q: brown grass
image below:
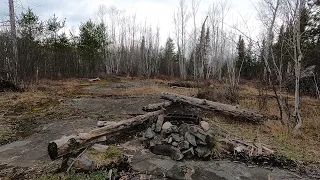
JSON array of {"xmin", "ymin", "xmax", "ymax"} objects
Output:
[
  {"xmin": 205, "ymin": 83, "xmax": 320, "ymax": 164},
  {"xmin": 1, "ymin": 77, "xmax": 319, "ymax": 164}
]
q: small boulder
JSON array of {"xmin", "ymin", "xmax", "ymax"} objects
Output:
[
  {"xmin": 151, "ymin": 144, "xmax": 174, "ymax": 157},
  {"xmin": 72, "ymin": 156, "xmax": 94, "ymax": 171},
  {"xmin": 151, "ymin": 123, "xmax": 156, "ymax": 130},
  {"xmin": 182, "ymin": 147, "xmax": 195, "ymax": 159},
  {"xmin": 162, "ymin": 122, "xmax": 173, "ymax": 130},
  {"xmin": 194, "ymin": 132, "xmax": 207, "ymax": 143},
  {"xmin": 195, "ymin": 146, "xmax": 210, "ymax": 158},
  {"xmin": 189, "ymin": 126, "xmax": 198, "ymax": 134},
  {"xmin": 168, "ymin": 136, "xmax": 173, "ymax": 144},
  {"xmin": 155, "ymin": 115, "xmax": 164, "ymax": 132},
  {"xmin": 171, "ymin": 133, "xmax": 181, "ymax": 142},
  {"xmin": 196, "ymin": 139, "xmax": 207, "ymax": 146},
  {"xmin": 185, "ymin": 132, "xmax": 197, "ymax": 146},
  {"xmin": 149, "ymin": 136, "xmax": 163, "ymax": 147},
  {"xmin": 200, "ymin": 121, "xmax": 210, "ymax": 131},
  {"xmin": 179, "ymin": 124, "xmax": 189, "ymax": 136},
  {"xmin": 172, "ymin": 142, "xmax": 179, "ymax": 147},
  {"xmin": 144, "ymin": 128, "xmax": 156, "ymax": 139},
  {"xmin": 92, "ymin": 144, "xmax": 109, "ymax": 153},
  {"xmin": 171, "ymin": 125, "xmax": 179, "ymax": 133},
  {"xmin": 182, "ymin": 140, "xmax": 190, "ymax": 150},
  {"xmin": 171, "ymin": 148, "xmax": 184, "ymax": 161}
]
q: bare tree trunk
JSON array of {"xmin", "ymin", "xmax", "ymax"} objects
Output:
[
  {"xmin": 192, "ymin": 0, "xmax": 200, "ymax": 80},
  {"xmin": 259, "ymin": 0, "xmax": 288, "ymax": 124},
  {"xmin": 293, "ymin": 0, "xmax": 305, "ymax": 135},
  {"xmin": 8, "ymin": 0, "xmax": 18, "ymax": 84}
]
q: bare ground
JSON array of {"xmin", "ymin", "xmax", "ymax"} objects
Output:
[{"xmin": 0, "ymin": 77, "xmax": 318, "ymax": 179}]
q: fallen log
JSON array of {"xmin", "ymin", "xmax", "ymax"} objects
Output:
[
  {"xmin": 161, "ymin": 92, "xmax": 269, "ymax": 124},
  {"xmin": 168, "ymin": 81, "xmax": 211, "ymax": 88},
  {"xmin": 142, "ymin": 101, "xmax": 172, "ymax": 112},
  {"xmin": 48, "ymin": 110, "xmax": 164, "ymax": 160}
]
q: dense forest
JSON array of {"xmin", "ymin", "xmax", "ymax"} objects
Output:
[
  {"xmin": 0, "ymin": 0, "xmax": 318, "ymax": 153},
  {"xmin": 1, "ymin": 0, "xmax": 319, "ymax": 118},
  {"xmin": 0, "ymin": 0, "xmax": 319, "ymax": 84}
]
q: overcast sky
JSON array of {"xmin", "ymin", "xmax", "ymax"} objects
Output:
[{"xmin": 1, "ymin": 0, "xmax": 262, "ymax": 44}]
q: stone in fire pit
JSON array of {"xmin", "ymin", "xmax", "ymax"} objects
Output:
[{"xmin": 142, "ymin": 113, "xmax": 215, "ymax": 161}]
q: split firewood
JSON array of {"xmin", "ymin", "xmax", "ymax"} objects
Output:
[
  {"xmin": 48, "ymin": 110, "xmax": 164, "ymax": 160},
  {"xmin": 142, "ymin": 101, "xmax": 172, "ymax": 112},
  {"xmin": 162, "ymin": 92, "xmax": 271, "ymax": 124}
]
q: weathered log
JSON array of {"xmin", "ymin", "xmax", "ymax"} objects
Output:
[
  {"xmin": 168, "ymin": 81, "xmax": 211, "ymax": 88},
  {"xmin": 142, "ymin": 101, "xmax": 172, "ymax": 112},
  {"xmin": 48, "ymin": 110, "xmax": 164, "ymax": 160},
  {"xmin": 161, "ymin": 92, "xmax": 269, "ymax": 124}
]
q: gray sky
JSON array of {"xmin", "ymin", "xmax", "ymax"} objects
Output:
[{"xmin": 1, "ymin": 0, "xmax": 261, "ymax": 44}]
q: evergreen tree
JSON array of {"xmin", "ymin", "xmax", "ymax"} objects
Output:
[
  {"xmin": 160, "ymin": 38, "xmax": 175, "ymax": 76},
  {"xmin": 236, "ymin": 35, "xmax": 246, "ymax": 77},
  {"xmin": 78, "ymin": 20, "xmax": 105, "ymax": 77}
]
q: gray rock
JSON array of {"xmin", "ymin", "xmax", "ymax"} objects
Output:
[
  {"xmin": 162, "ymin": 138, "xmax": 169, "ymax": 143},
  {"xmin": 194, "ymin": 132, "xmax": 207, "ymax": 143},
  {"xmin": 185, "ymin": 132, "xmax": 197, "ymax": 146},
  {"xmin": 92, "ymin": 144, "xmax": 109, "ymax": 153},
  {"xmin": 182, "ymin": 147, "xmax": 194, "ymax": 159},
  {"xmin": 145, "ymin": 128, "xmax": 156, "ymax": 139},
  {"xmin": 172, "ymin": 142, "xmax": 179, "ymax": 147},
  {"xmin": 171, "ymin": 148, "xmax": 184, "ymax": 161},
  {"xmin": 149, "ymin": 139, "xmax": 157, "ymax": 147},
  {"xmin": 168, "ymin": 137, "xmax": 173, "ymax": 144},
  {"xmin": 197, "ymin": 127, "xmax": 206, "ymax": 135},
  {"xmin": 171, "ymin": 125, "xmax": 179, "ymax": 133},
  {"xmin": 162, "ymin": 121, "xmax": 173, "ymax": 130},
  {"xmin": 72, "ymin": 156, "xmax": 94, "ymax": 171},
  {"xmin": 182, "ymin": 140, "xmax": 190, "ymax": 150},
  {"xmin": 195, "ymin": 146, "xmax": 210, "ymax": 158},
  {"xmin": 171, "ymin": 133, "xmax": 181, "ymax": 142},
  {"xmin": 200, "ymin": 121, "xmax": 210, "ymax": 131},
  {"xmin": 151, "ymin": 123, "xmax": 156, "ymax": 130},
  {"xmin": 196, "ymin": 139, "xmax": 207, "ymax": 146},
  {"xmin": 155, "ymin": 115, "xmax": 164, "ymax": 132},
  {"xmin": 179, "ymin": 123, "xmax": 189, "ymax": 136},
  {"xmin": 151, "ymin": 144, "xmax": 174, "ymax": 156},
  {"xmin": 189, "ymin": 126, "xmax": 198, "ymax": 134}
]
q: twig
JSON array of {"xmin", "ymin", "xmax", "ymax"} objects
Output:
[{"xmin": 66, "ymin": 147, "xmax": 88, "ymax": 173}]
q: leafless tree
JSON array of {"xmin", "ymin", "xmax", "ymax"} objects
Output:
[
  {"xmin": 258, "ymin": 0, "xmax": 290, "ymax": 124},
  {"xmin": 173, "ymin": 0, "xmax": 190, "ymax": 79},
  {"xmin": 191, "ymin": 0, "xmax": 201, "ymax": 79}
]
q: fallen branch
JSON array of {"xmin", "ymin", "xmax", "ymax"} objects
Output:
[
  {"xmin": 89, "ymin": 77, "xmax": 101, "ymax": 82},
  {"xmin": 142, "ymin": 101, "xmax": 172, "ymax": 112},
  {"xmin": 66, "ymin": 147, "xmax": 88, "ymax": 172},
  {"xmin": 48, "ymin": 110, "xmax": 164, "ymax": 160},
  {"xmin": 161, "ymin": 93, "xmax": 270, "ymax": 124}
]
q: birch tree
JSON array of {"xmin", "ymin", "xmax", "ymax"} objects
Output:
[
  {"xmin": 291, "ymin": 0, "xmax": 306, "ymax": 135},
  {"xmin": 174, "ymin": 0, "xmax": 190, "ymax": 79},
  {"xmin": 258, "ymin": 0, "xmax": 290, "ymax": 124}
]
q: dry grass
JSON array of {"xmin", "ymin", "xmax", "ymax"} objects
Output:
[
  {"xmin": 104, "ymin": 85, "xmax": 197, "ymax": 97},
  {"xmin": 1, "ymin": 77, "xmax": 319, "ymax": 164},
  {"xmin": 205, "ymin": 83, "xmax": 320, "ymax": 164}
]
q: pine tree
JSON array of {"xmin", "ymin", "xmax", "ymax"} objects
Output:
[{"xmin": 236, "ymin": 36, "xmax": 246, "ymax": 78}]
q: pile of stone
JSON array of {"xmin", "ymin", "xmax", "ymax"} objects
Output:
[{"xmin": 142, "ymin": 114, "xmax": 215, "ymax": 161}]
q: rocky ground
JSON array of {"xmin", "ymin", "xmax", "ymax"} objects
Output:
[{"xmin": 0, "ymin": 78, "xmax": 318, "ymax": 179}]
